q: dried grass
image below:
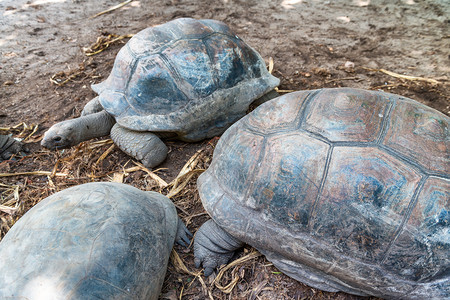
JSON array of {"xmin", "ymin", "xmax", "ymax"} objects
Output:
[
  {"xmin": 83, "ymin": 33, "xmax": 134, "ymax": 56},
  {"xmin": 50, "ymin": 60, "xmax": 101, "ymax": 86}
]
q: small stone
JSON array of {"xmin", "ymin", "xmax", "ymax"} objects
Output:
[{"xmin": 344, "ymin": 61, "xmax": 355, "ymax": 69}]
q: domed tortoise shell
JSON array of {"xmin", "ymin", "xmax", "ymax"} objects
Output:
[
  {"xmin": 92, "ymin": 18, "xmax": 278, "ymax": 139},
  {"xmin": 0, "ymin": 182, "xmax": 179, "ymax": 299},
  {"xmin": 198, "ymin": 87, "xmax": 449, "ymax": 298}
]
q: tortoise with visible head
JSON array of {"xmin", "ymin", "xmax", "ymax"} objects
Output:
[
  {"xmin": 41, "ymin": 18, "xmax": 279, "ymax": 167},
  {"xmin": 0, "ymin": 182, "xmax": 191, "ymax": 299},
  {"xmin": 194, "ymin": 88, "xmax": 449, "ymax": 299}
]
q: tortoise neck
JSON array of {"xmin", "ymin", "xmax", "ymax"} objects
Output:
[{"xmin": 77, "ymin": 110, "xmax": 115, "ymax": 142}]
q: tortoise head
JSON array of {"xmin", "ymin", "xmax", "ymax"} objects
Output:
[{"xmin": 41, "ymin": 119, "xmax": 81, "ymax": 150}]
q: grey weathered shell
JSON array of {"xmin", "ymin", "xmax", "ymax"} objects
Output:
[
  {"xmin": 92, "ymin": 18, "xmax": 279, "ymax": 141},
  {"xmin": 198, "ymin": 88, "xmax": 449, "ymax": 299},
  {"xmin": 0, "ymin": 182, "xmax": 179, "ymax": 299}
]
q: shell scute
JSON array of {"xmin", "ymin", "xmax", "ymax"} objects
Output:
[
  {"xmin": 162, "ymin": 39, "xmax": 216, "ymax": 99},
  {"xmin": 312, "ymin": 146, "xmax": 422, "ymax": 262},
  {"xmin": 245, "ymin": 91, "xmax": 309, "ymax": 134},
  {"xmin": 382, "ymin": 177, "xmax": 449, "ymax": 281},
  {"xmin": 205, "ymin": 35, "xmax": 247, "ymax": 90},
  {"xmin": 383, "ymin": 99, "xmax": 449, "ymax": 175},
  {"xmin": 128, "ymin": 27, "xmax": 177, "ymax": 56},
  {"xmin": 124, "ymin": 55, "xmax": 189, "ymax": 116},
  {"xmin": 209, "ymin": 128, "xmax": 264, "ymax": 203},
  {"xmin": 169, "ymin": 18, "xmax": 214, "ymax": 40},
  {"xmin": 303, "ymin": 88, "xmax": 388, "ymax": 142},
  {"xmin": 235, "ymin": 39, "xmax": 264, "ymax": 78},
  {"xmin": 249, "ymin": 132, "xmax": 329, "ymax": 230}
]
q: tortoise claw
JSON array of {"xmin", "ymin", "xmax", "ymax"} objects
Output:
[{"xmin": 175, "ymin": 219, "xmax": 192, "ymax": 248}]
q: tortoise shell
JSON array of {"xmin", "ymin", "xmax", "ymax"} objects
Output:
[
  {"xmin": 92, "ymin": 18, "xmax": 279, "ymax": 141},
  {"xmin": 0, "ymin": 182, "xmax": 179, "ymax": 299},
  {"xmin": 198, "ymin": 88, "xmax": 449, "ymax": 298}
]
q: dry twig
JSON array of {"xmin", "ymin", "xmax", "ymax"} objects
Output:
[
  {"xmin": 91, "ymin": 0, "xmax": 133, "ymax": 18},
  {"xmin": 0, "ymin": 171, "xmax": 67, "ymax": 177},
  {"xmin": 363, "ymin": 67, "xmax": 440, "ymax": 84}
]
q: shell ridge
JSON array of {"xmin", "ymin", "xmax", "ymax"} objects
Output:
[
  {"xmin": 202, "ymin": 36, "xmax": 220, "ymax": 89},
  {"xmin": 136, "ymin": 33, "xmax": 218, "ymax": 58},
  {"xmin": 242, "ymin": 90, "xmax": 320, "ymax": 135},
  {"xmin": 331, "ymin": 141, "xmax": 375, "ymax": 147},
  {"xmin": 116, "ymin": 74, "xmax": 277, "ymax": 133},
  {"xmin": 375, "ymin": 95, "xmax": 395, "ymax": 144},
  {"xmin": 297, "ymin": 89, "xmax": 326, "ymax": 131},
  {"xmin": 123, "ymin": 45, "xmax": 137, "ymax": 93},
  {"xmin": 158, "ymin": 52, "xmax": 191, "ymax": 106},
  {"xmin": 126, "ymin": 42, "xmax": 138, "ymax": 59},
  {"xmin": 380, "ymin": 175, "xmax": 428, "ymax": 263},
  {"xmin": 242, "ymin": 135, "xmax": 269, "ymax": 205},
  {"xmin": 308, "ymin": 145, "xmax": 334, "ymax": 230},
  {"xmin": 241, "ymin": 121, "xmax": 271, "ymax": 137},
  {"xmin": 378, "ymin": 144, "xmax": 448, "ymax": 179},
  {"xmin": 67, "ymin": 273, "xmax": 92, "ymax": 299}
]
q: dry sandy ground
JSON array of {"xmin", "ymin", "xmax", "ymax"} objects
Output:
[{"xmin": 0, "ymin": 0, "xmax": 449, "ymax": 299}]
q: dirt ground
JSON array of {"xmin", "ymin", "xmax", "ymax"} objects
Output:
[{"xmin": 0, "ymin": 0, "xmax": 449, "ymax": 299}]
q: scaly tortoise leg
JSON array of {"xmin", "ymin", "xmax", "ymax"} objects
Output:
[{"xmin": 110, "ymin": 124, "xmax": 168, "ymax": 168}]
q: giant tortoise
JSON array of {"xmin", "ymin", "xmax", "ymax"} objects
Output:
[
  {"xmin": 41, "ymin": 18, "xmax": 279, "ymax": 167},
  {"xmin": 0, "ymin": 182, "xmax": 191, "ymax": 299},
  {"xmin": 194, "ymin": 88, "xmax": 449, "ymax": 299}
]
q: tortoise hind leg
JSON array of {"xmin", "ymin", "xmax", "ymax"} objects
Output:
[{"xmin": 110, "ymin": 124, "xmax": 168, "ymax": 168}]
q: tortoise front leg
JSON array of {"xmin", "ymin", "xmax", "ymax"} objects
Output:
[
  {"xmin": 110, "ymin": 124, "xmax": 168, "ymax": 168},
  {"xmin": 81, "ymin": 97, "xmax": 103, "ymax": 116},
  {"xmin": 194, "ymin": 219, "xmax": 244, "ymax": 276}
]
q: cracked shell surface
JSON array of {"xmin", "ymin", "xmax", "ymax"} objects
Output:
[
  {"xmin": 198, "ymin": 88, "xmax": 449, "ymax": 299},
  {"xmin": 0, "ymin": 182, "xmax": 179, "ymax": 300},
  {"xmin": 91, "ymin": 18, "xmax": 279, "ymax": 140}
]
